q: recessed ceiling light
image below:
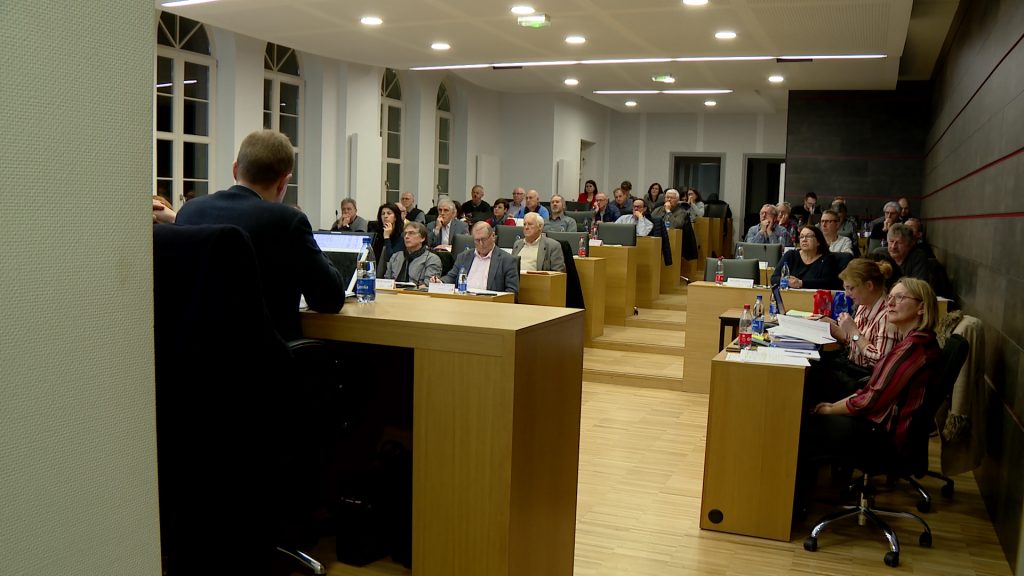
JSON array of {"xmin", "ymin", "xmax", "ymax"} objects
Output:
[
  {"xmin": 511, "ymin": 5, "xmax": 535, "ymax": 15},
  {"xmin": 625, "ymin": 101, "xmax": 638, "ymax": 107},
  {"xmin": 565, "ymin": 35, "xmax": 586, "ymax": 45},
  {"xmin": 768, "ymin": 74, "xmax": 785, "ymax": 83},
  {"xmin": 431, "ymin": 42, "xmax": 450, "ymax": 51},
  {"xmin": 564, "ymin": 78, "xmax": 580, "ymax": 86},
  {"xmin": 715, "ymin": 31, "xmax": 736, "ymax": 40},
  {"xmin": 360, "ymin": 16, "xmax": 383, "ymax": 26},
  {"xmin": 704, "ymin": 100, "xmax": 717, "ymax": 107},
  {"xmin": 652, "ymin": 74, "xmax": 676, "ymax": 84},
  {"xmin": 682, "ymin": 0, "xmax": 709, "ymax": 5}
]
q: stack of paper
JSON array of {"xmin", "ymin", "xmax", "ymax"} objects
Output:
[{"xmin": 766, "ymin": 315, "xmax": 836, "ymax": 349}]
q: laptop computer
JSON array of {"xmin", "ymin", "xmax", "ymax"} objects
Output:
[{"xmin": 313, "ymin": 231, "xmax": 374, "ymax": 298}]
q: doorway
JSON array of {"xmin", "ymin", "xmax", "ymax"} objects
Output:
[{"xmin": 743, "ymin": 157, "xmax": 785, "ymax": 232}]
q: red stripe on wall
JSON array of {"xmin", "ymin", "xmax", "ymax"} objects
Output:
[
  {"xmin": 923, "ymin": 211, "xmax": 1024, "ymax": 222},
  {"xmin": 786, "ymin": 153, "xmax": 924, "ymax": 161},
  {"xmin": 921, "ymin": 143, "xmax": 1024, "ymax": 199},
  {"xmin": 925, "ymin": 31, "xmax": 1024, "ymax": 160}
]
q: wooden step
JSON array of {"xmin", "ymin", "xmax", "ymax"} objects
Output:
[
  {"xmin": 648, "ymin": 292, "xmax": 687, "ymax": 311},
  {"xmin": 583, "ymin": 347, "xmax": 685, "ymax": 391},
  {"xmin": 588, "ymin": 325, "xmax": 685, "ymax": 355},
  {"xmin": 626, "ymin": 308, "xmax": 686, "ymax": 330}
]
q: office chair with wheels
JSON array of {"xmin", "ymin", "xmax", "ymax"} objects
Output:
[
  {"xmin": 703, "ymin": 258, "xmax": 759, "ymax": 282},
  {"xmin": 154, "ymin": 224, "xmax": 329, "ymax": 576},
  {"xmin": 802, "ymin": 342, "xmax": 950, "ymax": 568}
]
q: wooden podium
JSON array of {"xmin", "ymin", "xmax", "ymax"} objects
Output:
[
  {"xmin": 574, "ymin": 256, "xmax": 606, "ymax": 343},
  {"xmin": 635, "ymin": 236, "xmax": 662, "ymax": 306},
  {"xmin": 519, "ymin": 271, "xmax": 567, "ymax": 307},
  {"xmin": 589, "ymin": 244, "xmax": 636, "ymax": 325}
]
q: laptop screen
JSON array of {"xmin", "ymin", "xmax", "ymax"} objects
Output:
[
  {"xmin": 771, "ymin": 284, "xmax": 786, "ymax": 316},
  {"xmin": 313, "ymin": 231, "xmax": 372, "ymax": 253}
]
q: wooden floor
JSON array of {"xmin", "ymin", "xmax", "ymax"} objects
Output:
[{"xmin": 310, "ymin": 286, "xmax": 1012, "ymax": 575}]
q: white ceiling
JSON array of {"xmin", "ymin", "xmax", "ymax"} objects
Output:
[{"xmin": 158, "ymin": 0, "xmax": 960, "ymax": 114}]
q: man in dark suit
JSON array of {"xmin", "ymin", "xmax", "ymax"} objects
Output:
[
  {"xmin": 512, "ymin": 213, "xmax": 566, "ymax": 272},
  {"xmin": 176, "ymin": 130, "xmax": 345, "ymax": 341},
  {"xmin": 436, "ymin": 222, "xmax": 519, "ymax": 294},
  {"xmin": 427, "ymin": 197, "xmax": 469, "ymax": 249}
]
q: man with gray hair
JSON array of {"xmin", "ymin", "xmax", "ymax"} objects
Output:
[
  {"xmin": 513, "ymin": 213, "xmax": 566, "ymax": 272},
  {"xmin": 427, "ymin": 197, "xmax": 468, "ymax": 249},
  {"xmin": 547, "ymin": 194, "xmax": 577, "ymax": 232},
  {"xmin": 331, "ymin": 198, "xmax": 368, "ymax": 232},
  {"xmin": 617, "ymin": 197, "xmax": 654, "ymax": 236},
  {"xmin": 871, "ymin": 222, "xmax": 929, "ymax": 280},
  {"xmin": 869, "ymin": 201, "xmax": 902, "ymax": 240},
  {"xmin": 436, "ymin": 222, "xmax": 520, "ymax": 294},
  {"xmin": 652, "ymin": 189, "xmax": 693, "ymax": 230},
  {"xmin": 508, "ymin": 187, "xmax": 527, "ymax": 217},
  {"xmin": 745, "ymin": 203, "xmax": 791, "ymax": 244}
]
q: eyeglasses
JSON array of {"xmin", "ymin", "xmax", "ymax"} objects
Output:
[
  {"xmin": 888, "ymin": 293, "xmax": 921, "ymax": 304},
  {"xmin": 798, "ymin": 234, "xmax": 816, "ymax": 240}
]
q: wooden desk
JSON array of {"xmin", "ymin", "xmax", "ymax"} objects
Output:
[
  {"xmin": 660, "ymin": 229, "xmax": 682, "ymax": 292},
  {"xmin": 519, "ymin": 271, "xmax": 567, "ymax": 307},
  {"xmin": 635, "ymin": 236, "xmax": 662, "ymax": 307},
  {"xmin": 574, "ymin": 256, "xmax": 606, "ymax": 343},
  {"xmin": 701, "ymin": 350, "xmax": 807, "ymax": 541},
  {"xmin": 380, "ymin": 287, "xmax": 515, "ymax": 303},
  {"xmin": 589, "ymin": 245, "xmax": 636, "ymax": 326},
  {"xmin": 301, "ymin": 295, "xmax": 583, "ymax": 576}
]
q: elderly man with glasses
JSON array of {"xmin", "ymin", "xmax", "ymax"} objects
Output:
[
  {"xmin": 433, "ymin": 222, "xmax": 519, "ymax": 294},
  {"xmin": 427, "ymin": 197, "xmax": 469, "ymax": 249}
]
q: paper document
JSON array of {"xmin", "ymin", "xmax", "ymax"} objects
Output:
[
  {"xmin": 770, "ymin": 315, "xmax": 836, "ymax": 344},
  {"xmin": 736, "ymin": 348, "xmax": 810, "ymax": 367}
]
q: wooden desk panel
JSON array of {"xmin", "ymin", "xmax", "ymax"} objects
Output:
[
  {"xmin": 301, "ymin": 295, "xmax": 583, "ymax": 576},
  {"xmin": 701, "ymin": 350, "xmax": 806, "ymax": 541},
  {"xmin": 518, "ymin": 272, "xmax": 567, "ymax": 307},
  {"xmin": 660, "ymin": 229, "xmax": 682, "ymax": 292},
  {"xmin": 574, "ymin": 256, "xmax": 606, "ymax": 343},
  {"xmin": 635, "ymin": 236, "xmax": 662, "ymax": 307},
  {"xmin": 589, "ymin": 245, "xmax": 636, "ymax": 326}
]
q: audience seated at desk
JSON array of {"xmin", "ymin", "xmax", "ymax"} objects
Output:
[
  {"xmin": 372, "ymin": 202, "xmax": 405, "ymax": 269},
  {"xmin": 513, "ymin": 213, "xmax": 566, "ymax": 273},
  {"xmin": 746, "ymin": 203, "xmax": 792, "ymax": 245},
  {"xmin": 869, "ymin": 201, "xmax": 902, "ymax": 240},
  {"xmin": 872, "ymin": 223, "xmax": 929, "ymax": 281},
  {"xmin": 651, "ymin": 189, "xmax": 693, "ymax": 230},
  {"xmin": 612, "ymin": 186, "xmax": 636, "ymax": 216},
  {"xmin": 461, "ymin": 184, "xmax": 490, "ymax": 217},
  {"xmin": 831, "ymin": 200, "xmax": 860, "ymax": 248},
  {"xmin": 578, "ymin": 179, "xmax": 598, "ymax": 207},
  {"xmin": 771, "ymin": 225, "xmax": 841, "ymax": 290},
  {"xmin": 508, "ymin": 186, "xmax": 527, "ymax": 216},
  {"xmin": 790, "ymin": 191, "xmax": 823, "ymax": 224},
  {"xmin": 399, "ymin": 190, "xmax": 425, "ymax": 224},
  {"xmin": 547, "ymin": 194, "xmax": 578, "ymax": 232},
  {"xmin": 514, "ymin": 189, "xmax": 550, "ymax": 219},
  {"xmin": 642, "ymin": 182, "xmax": 665, "ymax": 213},
  {"xmin": 812, "ymin": 259, "xmax": 899, "ymax": 399},
  {"xmin": 486, "ymin": 198, "xmax": 517, "ymax": 228},
  {"xmin": 819, "ymin": 209, "xmax": 854, "ymax": 255},
  {"xmin": 176, "ymin": 129, "xmax": 344, "ymax": 341},
  {"xmin": 776, "ymin": 202, "xmax": 799, "ymax": 240},
  {"xmin": 428, "ymin": 197, "xmax": 469, "ymax": 249},
  {"xmin": 798, "ymin": 278, "xmax": 942, "ymax": 502},
  {"xmin": 615, "ymin": 198, "xmax": 654, "ymax": 237},
  {"xmin": 331, "ymin": 197, "xmax": 368, "ymax": 232},
  {"xmin": 686, "ymin": 188, "xmax": 705, "ymax": 221},
  {"xmin": 903, "ymin": 218, "xmax": 935, "ymax": 259},
  {"xmin": 593, "ymin": 191, "xmax": 620, "ymax": 223},
  {"xmin": 384, "ymin": 221, "xmax": 442, "ymax": 287},
  {"xmin": 435, "ymin": 222, "xmax": 519, "ymax": 294}
]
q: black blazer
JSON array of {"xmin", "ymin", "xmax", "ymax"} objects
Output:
[
  {"xmin": 176, "ymin": 185, "xmax": 345, "ymax": 340},
  {"xmin": 771, "ymin": 250, "xmax": 841, "ymax": 290}
]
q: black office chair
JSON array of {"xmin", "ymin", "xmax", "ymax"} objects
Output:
[
  {"xmin": 153, "ymin": 224, "xmax": 328, "ymax": 576},
  {"xmin": 432, "ymin": 249, "xmax": 456, "ymax": 277},
  {"xmin": 703, "ymin": 258, "xmax": 759, "ymax": 282},
  {"xmin": 802, "ymin": 340, "xmax": 965, "ymax": 567},
  {"xmin": 452, "ymin": 233, "xmax": 474, "ymax": 257},
  {"xmin": 735, "ymin": 242, "xmax": 782, "ymax": 268}
]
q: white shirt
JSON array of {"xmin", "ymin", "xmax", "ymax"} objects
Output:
[
  {"xmin": 466, "ymin": 248, "xmax": 494, "ymax": 290},
  {"xmin": 615, "ymin": 213, "xmax": 653, "ymax": 237},
  {"xmin": 519, "ymin": 237, "xmax": 540, "ymax": 272},
  {"xmin": 828, "ymin": 235, "xmax": 854, "ymax": 254}
]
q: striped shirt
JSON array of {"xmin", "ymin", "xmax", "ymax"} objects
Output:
[
  {"xmin": 849, "ymin": 296, "xmax": 899, "ymax": 368},
  {"xmin": 845, "ymin": 329, "xmax": 941, "ymax": 448}
]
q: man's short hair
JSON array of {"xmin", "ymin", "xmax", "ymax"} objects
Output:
[
  {"xmin": 887, "ymin": 223, "xmax": 914, "ymax": 242},
  {"xmin": 493, "ymin": 198, "xmax": 509, "ymax": 210},
  {"xmin": 524, "ymin": 212, "xmax": 545, "ymax": 228},
  {"xmin": 822, "ymin": 209, "xmax": 839, "ymax": 220},
  {"xmin": 763, "ymin": 204, "xmax": 779, "ymax": 217},
  {"xmin": 804, "ymin": 191, "xmax": 818, "ymax": 200},
  {"xmin": 472, "ymin": 221, "xmax": 494, "ymax": 235},
  {"xmin": 340, "ymin": 198, "xmax": 357, "ymax": 210},
  {"xmin": 665, "ymin": 189, "xmax": 680, "ymax": 200},
  {"xmin": 437, "ymin": 198, "xmax": 456, "ymax": 211},
  {"xmin": 620, "ymin": 180, "xmax": 633, "ymax": 192},
  {"xmin": 883, "ymin": 201, "xmax": 900, "ymax": 213},
  {"xmin": 832, "ymin": 201, "xmax": 848, "ymax": 215},
  {"xmin": 777, "ymin": 202, "xmax": 791, "ymax": 211},
  {"xmin": 551, "ymin": 194, "xmax": 564, "ymax": 203},
  {"xmin": 404, "ymin": 221, "xmax": 428, "ymax": 240},
  {"xmin": 236, "ymin": 130, "xmax": 294, "ymax": 187}
]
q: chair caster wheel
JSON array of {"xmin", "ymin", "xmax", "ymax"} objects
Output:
[
  {"xmin": 941, "ymin": 483, "xmax": 954, "ymax": 499},
  {"xmin": 917, "ymin": 499, "xmax": 931, "ymax": 513},
  {"xmin": 884, "ymin": 551, "xmax": 900, "ymax": 567},
  {"xmin": 920, "ymin": 531, "xmax": 932, "ymax": 547},
  {"xmin": 803, "ymin": 537, "xmax": 818, "ymax": 552}
]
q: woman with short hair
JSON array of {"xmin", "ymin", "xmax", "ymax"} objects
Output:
[{"xmin": 385, "ymin": 221, "xmax": 442, "ymax": 287}]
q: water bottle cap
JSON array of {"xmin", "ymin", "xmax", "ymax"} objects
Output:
[{"xmin": 743, "ymin": 304, "xmax": 750, "ymax": 309}]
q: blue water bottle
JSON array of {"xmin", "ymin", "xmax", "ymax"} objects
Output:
[{"xmin": 456, "ymin": 266, "xmax": 468, "ymax": 294}]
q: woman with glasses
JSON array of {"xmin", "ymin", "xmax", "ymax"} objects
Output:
[
  {"xmin": 384, "ymin": 221, "xmax": 442, "ymax": 287},
  {"xmin": 770, "ymin": 225, "xmax": 841, "ymax": 290},
  {"xmin": 797, "ymin": 278, "xmax": 942, "ymax": 504},
  {"xmin": 819, "ymin": 209, "xmax": 854, "ymax": 254}
]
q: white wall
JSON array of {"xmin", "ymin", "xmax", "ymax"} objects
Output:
[
  {"xmin": 2, "ymin": 1, "xmax": 161, "ymax": 573},
  {"xmin": 339, "ymin": 62, "xmax": 383, "ymax": 225},
  {"xmin": 452, "ymin": 78, "xmax": 503, "ymax": 205},
  {"xmin": 553, "ymin": 95, "xmax": 611, "ymax": 198},
  {"xmin": 212, "ymin": 27, "xmax": 264, "ymax": 191}
]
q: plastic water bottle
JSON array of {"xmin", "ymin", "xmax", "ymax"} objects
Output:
[
  {"xmin": 832, "ymin": 291, "xmax": 849, "ymax": 320},
  {"xmin": 738, "ymin": 304, "xmax": 753, "ymax": 349},
  {"xmin": 715, "ymin": 257, "xmax": 725, "ymax": 285},
  {"xmin": 364, "ymin": 261, "xmax": 376, "ymax": 302},
  {"xmin": 456, "ymin": 266, "xmax": 468, "ymax": 294},
  {"xmin": 736, "ymin": 245, "xmax": 745, "ymax": 259},
  {"xmin": 355, "ymin": 261, "xmax": 371, "ymax": 303},
  {"xmin": 768, "ymin": 295, "xmax": 779, "ymax": 323},
  {"xmin": 577, "ymin": 235, "xmax": 587, "ymax": 257},
  {"xmin": 779, "ymin": 262, "xmax": 790, "ymax": 290},
  {"xmin": 752, "ymin": 295, "xmax": 764, "ymax": 335}
]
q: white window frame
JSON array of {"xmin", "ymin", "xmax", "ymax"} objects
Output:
[
  {"xmin": 435, "ymin": 82, "xmax": 452, "ymax": 204},
  {"xmin": 263, "ymin": 44, "xmax": 303, "ymax": 206},
  {"xmin": 381, "ymin": 69, "xmax": 403, "ymax": 204}
]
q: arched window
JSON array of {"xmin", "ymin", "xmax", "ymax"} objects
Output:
[
  {"xmin": 435, "ymin": 82, "xmax": 452, "ymax": 202},
  {"xmin": 264, "ymin": 43, "xmax": 302, "ymax": 206},
  {"xmin": 155, "ymin": 11, "xmax": 214, "ymax": 206},
  {"xmin": 380, "ymin": 68, "xmax": 403, "ymax": 203}
]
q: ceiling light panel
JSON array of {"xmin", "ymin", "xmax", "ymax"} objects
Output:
[
  {"xmin": 715, "ymin": 31, "xmax": 736, "ymax": 40},
  {"xmin": 564, "ymin": 78, "xmax": 579, "ymax": 86},
  {"xmin": 431, "ymin": 42, "xmax": 450, "ymax": 50},
  {"xmin": 510, "ymin": 5, "xmax": 535, "ymax": 15},
  {"xmin": 360, "ymin": 16, "xmax": 383, "ymax": 26},
  {"xmin": 565, "ymin": 35, "xmax": 587, "ymax": 45},
  {"xmin": 625, "ymin": 101, "xmax": 638, "ymax": 107}
]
